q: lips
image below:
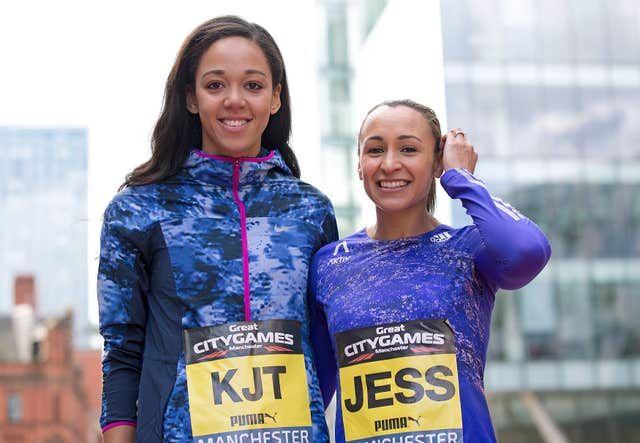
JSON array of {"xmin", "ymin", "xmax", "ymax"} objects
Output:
[{"xmin": 378, "ymin": 180, "xmax": 409, "ymax": 189}]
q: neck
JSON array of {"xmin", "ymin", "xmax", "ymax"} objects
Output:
[
  {"xmin": 367, "ymin": 207, "xmax": 440, "ymax": 241},
  {"xmin": 202, "ymin": 144, "xmax": 262, "ymax": 158}
]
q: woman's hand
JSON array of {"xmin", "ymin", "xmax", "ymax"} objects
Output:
[{"xmin": 440, "ymin": 128, "xmax": 478, "ymax": 174}]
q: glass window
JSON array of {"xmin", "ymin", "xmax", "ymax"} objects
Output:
[
  {"xmin": 592, "ymin": 281, "xmax": 640, "ymax": 358},
  {"xmin": 7, "ymin": 393, "xmax": 21, "ymax": 422},
  {"xmin": 498, "ymin": 0, "xmax": 536, "ymax": 62},
  {"xmin": 541, "ymin": 85, "xmax": 579, "ymax": 158},
  {"xmin": 556, "ymin": 280, "xmax": 595, "ymax": 358},
  {"xmin": 328, "ymin": 76, "xmax": 352, "ymax": 137},
  {"xmin": 628, "ymin": 185, "xmax": 640, "ymax": 257},
  {"xmin": 613, "ymin": 88, "xmax": 640, "ymax": 159},
  {"xmin": 538, "ymin": 0, "xmax": 573, "ymax": 62},
  {"xmin": 326, "ymin": 4, "xmax": 349, "ymax": 67},
  {"xmin": 506, "ymin": 86, "xmax": 542, "ymax": 159},
  {"xmin": 519, "ymin": 274, "xmax": 557, "ymax": 359},
  {"xmin": 577, "ymin": 86, "xmax": 617, "ymax": 160},
  {"xmin": 605, "ymin": 0, "xmax": 640, "ymax": 64},
  {"xmin": 470, "ymin": 84, "xmax": 507, "ymax": 158},
  {"xmin": 487, "ymin": 293, "xmax": 507, "ymax": 360},
  {"xmin": 467, "ymin": 0, "xmax": 503, "ymax": 61},
  {"xmin": 444, "ymin": 82, "xmax": 473, "ymax": 131},
  {"xmin": 440, "ymin": 0, "xmax": 471, "ymax": 61},
  {"xmin": 570, "ymin": 0, "xmax": 609, "ymax": 64}
]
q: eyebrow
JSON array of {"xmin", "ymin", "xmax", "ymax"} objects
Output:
[
  {"xmin": 201, "ymin": 69, "xmax": 267, "ymax": 79},
  {"xmin": 363, "ymin": 135, "xmax": 384, "ymax": 143},
  {"xmin": 398, "ymin": 134, "xmax": 422, "ymax": 142},
  {"xmin": 363, "ymin": 134, "xmax": 422, "ymax": 143}
]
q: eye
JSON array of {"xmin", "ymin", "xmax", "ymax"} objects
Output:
[
  {"xmin": 366, "ymin": 146, "xmax": 384, "ymax": 154},
  {"xmin": 206, "ymin": 81, "xmax": 224, "ymax": 90},
  {"xmin": 245, "ymin": 81, "xmax": 263, "ymax": 91},
  {"xmin": 400, "ymin": 145, "xmax": 418, "ymax": 153}
]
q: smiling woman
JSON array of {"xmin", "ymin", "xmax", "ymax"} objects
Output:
[
  {"xmin": 357, "ymin": 104, "xmax": 444, "ymax": 238},
  {"xmin": 97, "ymin": 15, "xmax": 337, "ymax": 443},
  {"xmin": 309, "ymin": 99, "xmax": 551, "ymax": 443},
  {"xmin": 186, "ymin": 36, "xmax": 282, "ymax": 158}
]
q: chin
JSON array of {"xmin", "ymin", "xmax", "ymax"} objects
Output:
[
  {"xmin": 373, "ymin": 198, "xmax": 427, "ymax": 216},
  {"xmin": 375, "ymin": 202, "xmax": 411, "ymax": 214}
]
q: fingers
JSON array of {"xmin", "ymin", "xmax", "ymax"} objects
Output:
[{"xmin": 441, "ymin": 128, "xmax": 478, "ymax": 174}]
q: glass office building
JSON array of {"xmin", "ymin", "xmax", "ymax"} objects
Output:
[
  {"xmin": 0, "ymin": 128, "xmax": 89, "ymax": 347},
  {"xmin": 318, "ymin": 0, "xmax": 640, "ymax": 440},
  {"xmin": 441, "ymin": 0, "xmax": 640, "ymax": 440}
]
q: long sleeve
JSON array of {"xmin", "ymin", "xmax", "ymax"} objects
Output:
[
  {"xmin": 309, "ymin": 205, "xmax": 339, "ymax": 409},
  {"xmin": 440, "ymin": 168, "xmax": 552, "ymax": 290},
  {"xmin": 98, "ymin": 199, "xmax": 150, "ymax": 430}
]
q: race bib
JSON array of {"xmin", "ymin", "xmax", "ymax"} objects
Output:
[
  {"xmin": 184, "ymin": 320, "xmax": 312, "ymax": 443},
  {"xmin": 336, "ymin": 319, "xmax": 463, "ymax": 443}
]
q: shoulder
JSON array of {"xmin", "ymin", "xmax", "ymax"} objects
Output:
[
  {"xmin": 298, "ymin": 180, "xmax": 333, "ymax": 206},
  {"xmin": 435, "ymin": 224, "xmax": 485, "ymax": 255},
  {"xmin": 270, "ymin": 174, "xmax": 333, "ymax": 207},
  {"xmin": 260, "ymin": 175, "xmax": 336, "ymax": 226},
  {"xmin": 313, "ymin": 230, "xmax": 366, "ymax": 264},
  {"xmin": 102, "ymin": 183, "xmax": 168, "ymax": 231}
]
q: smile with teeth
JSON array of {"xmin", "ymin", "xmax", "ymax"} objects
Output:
[
  {"xmin": 220, "ymin": 119, "xmax": 250, "ymax": 127},
  {"xmin": 379, "ymin": 180, "xmax": 409, "ymax": 189}
]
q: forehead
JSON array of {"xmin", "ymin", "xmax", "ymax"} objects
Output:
[
  {"xmin": 361, "ymin": 105, "xmax": 433, "ymax": 140},
  {"xmin": 197, "ymin": 36, "xmax": 271, "ymax": 76}
]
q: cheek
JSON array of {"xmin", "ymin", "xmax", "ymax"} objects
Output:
[
  {"xmin": 256, "ymin": 101, "xmax": 274, "ymax": 123},
  {"xmin": 359, "ymin": 161, "xmax": 375, "ymax": 182}
]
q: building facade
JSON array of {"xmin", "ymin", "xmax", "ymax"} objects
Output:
[
  {"xmin": 0, "ymin": 127, "xmax": 89, "ymax": 346},
  {"xmin": 440, "ymin": 0, "xmax": 640, "ymax": 440},
  {"xmin": 0, "ymin": 276, "xmax": 102, "ymax": 443}
]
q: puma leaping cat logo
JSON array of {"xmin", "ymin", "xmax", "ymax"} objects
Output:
[{"xmin": 264, "ymin": 412, "xmax": 277, "ymax": 423}]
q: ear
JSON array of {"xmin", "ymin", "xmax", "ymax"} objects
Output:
[
  {"xmin": 433, "ymin": 149, "xmax": 444, "ymax": 178},
  {"xmin": 357, "ymin": 160, "xmax": 363, "ymax": 180},
  {"xmin": 186, "ymin": 88, "xmax": 198, "ymax": 114},
  {"xmin": 270, "ymin": 84, "xmax": 282, "ymax": 115}
]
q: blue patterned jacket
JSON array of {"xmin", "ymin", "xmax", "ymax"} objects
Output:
[{"xmin": 98, "ymin": 149, "xmax": 337, "ymax": 442}]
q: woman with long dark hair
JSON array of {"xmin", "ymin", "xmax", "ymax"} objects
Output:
[{"xmin": 98, "ymin": 16, "xmax": 337, "ymax": 443}]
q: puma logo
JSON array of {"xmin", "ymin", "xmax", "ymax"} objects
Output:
[{"xmin": 264, "ymin": 412, "xmax": 277, "ymax": 423}]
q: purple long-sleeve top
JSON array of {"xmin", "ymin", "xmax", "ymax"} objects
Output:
[{"xmin": 309, "ymin": 168, "xmax": 551, "ymax": 443}]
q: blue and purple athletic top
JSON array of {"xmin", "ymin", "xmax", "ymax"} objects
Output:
[
  {"xmin": 309, "ymin": 168, "xmax": 551, "ymax": 443},
  {"xmin": 98, "ymin": 149, "xmax": 337, "ymax": 442}
]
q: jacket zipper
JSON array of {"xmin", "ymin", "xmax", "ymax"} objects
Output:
[
  {"xmin": 193, "ymin": 149, "xmax": 277, "ymax": 321},
  {"xmin": 232, "ymin": 159, "xmax": 251, "ymax": 321}
]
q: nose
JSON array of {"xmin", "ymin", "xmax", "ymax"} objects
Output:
[
  {"xmin": 223, "ymin": 86, "xmax": 246, "ymax": 108},
  {"xmin": 380, "ymin": 151, "xmax": 401, "ymax": 173}
]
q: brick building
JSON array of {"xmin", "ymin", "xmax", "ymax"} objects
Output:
[{"xmin": 0, "ymin": 276, "xmax": 102, "ymax": 443}]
